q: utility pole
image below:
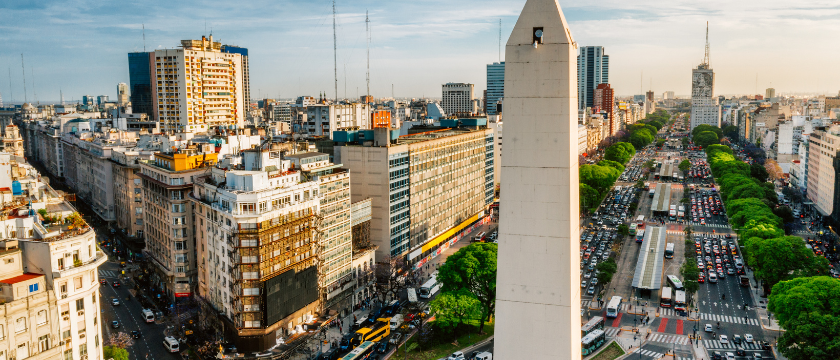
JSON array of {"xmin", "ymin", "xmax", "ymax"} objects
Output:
[
  {"xmin": 366, "ymin": 10, "xmax": 370, "ymax": 101},
  {"xmin": 332, "ymin": 0, "xmax": 338, "ymax": 103}
]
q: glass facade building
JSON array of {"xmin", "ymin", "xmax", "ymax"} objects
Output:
[
  {"xmin": 128, "ymin": 52, "xmax": 153, "ymax": 116},
  {"xmin": 486, "ymin": 62, "xmax": 505, "ymax": 115},
  {"xmin": 577, "ymin": 46, "xmax": 610, "ymax": 110}
]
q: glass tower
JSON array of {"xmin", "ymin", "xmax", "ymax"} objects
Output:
[
  {"xmin": 486, "ymin": 62, "xmax": 505, "ymax": 115},
  {"xmin": 577, "ymin": 46, "xmax": 609, "ymax": 110},
  {"xmin": 128, "ymin": 52, "xmax": 153, "ymax": 116}
]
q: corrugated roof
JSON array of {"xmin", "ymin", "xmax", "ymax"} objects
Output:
[
  {"xmin": 0, "ymin": 272, "xmax": 42, "ymax": 285},
  {"xmin": 631, "ymin": 227, "xmax": 667, "ymax": 290}
]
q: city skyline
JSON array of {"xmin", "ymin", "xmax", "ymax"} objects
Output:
[{"xmin": 2, "ymin": 0, "xmax": 840, "ymax": 103}]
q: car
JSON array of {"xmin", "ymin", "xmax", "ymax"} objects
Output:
[
  {"xmin": 584, "ymin": 272, "xmax": 592, "ymax": 279},
  {"xmin": 735, "ymin": 346, "xmax": 746, "ymax": 356},
  {"xmin": 752, "ymin": 354, "xmax": 763, "ymax": 360},
  {"xmin": 705, "ymin": 324, "xmax": 713, "ymax": 332},
  {"xmin": 719, "ymin": 335, "xmax": 728, "ymax": 344},
  {"xmin": 744, "ymin": 333, "xmax": 754, "ymax": 343},
  {"xmin": 587, "ymin": 286, "xmax": 596, "ymax": 295},
  {"xmin": 591, "ymin": 278, "xmax": 599, "ymax": 286},
  {"xmin": 724, "ymin": 352, "xmax": 735, "ymax": 360},
  {"xmin": 581, "ymin": 280, "xmax": 587, "ymax": 288},
  {"xmin": 732, "ymin": 334, "xmax": 742, "ymax": 344},
  {"xmin": 374, "ymin": 341, "xmax": 389, "ymax": 354},
  {"xmin": 111, "ymin": 298, "xmax": 120, "ymax": 306},
  {"xmin": 446, "ymin": 351, "xmax": 465, "ymax": 360},
  {"xmin": 389, "ymin": 333, "xmax": 404, "ymax": 345},
  {"xmin": 100, "ymin": 279, "xmax": 107, "ymax": 285},
  {"xmin": 712, "ymin": 351, "xmax": 723, "ymax": 360},
  {"xmin": 112, "ymin": 281, "xmax": 121, "ymax": 288},
  {"xmin": 758, "ymin": 341, "xmax": 771, "ymax": 350},
  {"xmin": 111, "ymin": 321, "xmax": 120, "ymax": 329},
  {"xmin": 131, "ymin": 330, "xmax": 142, "ymax": 339}
]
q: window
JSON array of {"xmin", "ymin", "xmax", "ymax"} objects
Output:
[
  {"xmin": 175, "ymin": 255, "xmax": 187, "ymax": 263},
  {"xmin": 39, "ymin": 334, "xmax": 49, "ymax": 352},
  {"xmin": 57, "ymin": 258, "xmax": 64, "ymax": 270},
  {"xmin": 14, "ymin": 317, "xmax": 26, "ymax": 333},
  {"xmin": 79, "ymin": 344, "xmax": 87, "ymax": 356},
  {"xmin": 175, "ymin": 241, "xmax": 187, "ymax": 250},
  {"xmin": 28, "ymin": 283, "xmax": 39, "ymax": 293},
  {"xmin": 75, "ymin": 298, "xmax": 84, "ymax": 311},
  {"xmin": 0, "ymin": 324, "xmax": 4, "ymax": 340},
  {"xmin": 172, "ymin": 203, "xmax": 185, "ymax": 213},
  {"xmin": 74, "ymin": 276, "xmax": 82, "ymax": 289},
  {"xmin": 60, "ymin": 283, "xmax": 67, "ymax": 294},
  {"xmin": 175, "ymin": 266, "xmax": 186, "ymax": 273},
  {"xmin": 64, "ymin": 350, "xmax": 72, "ymax": 360}
]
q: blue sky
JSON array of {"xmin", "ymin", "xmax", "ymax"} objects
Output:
[{"xmin": 1, "ymin": 0, "xmax": 839, "ymax": 104}]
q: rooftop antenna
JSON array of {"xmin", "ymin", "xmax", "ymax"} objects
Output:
[
  {"xmin": 704, "ymin": 21, "xmax": 710, "ymax": 67},
  {"xmin": 61, "ymin": 88, "xmax": 64, "ymax": 105},
  {"xmin": 143, "ymin": 23, "xmax": 146, "ymax": 52},
  {"xmin": 499, "ymin": 19, "xmax": 502, "ymax": 62},
  {"xmin": 21, "ymin": 54, "xmax": 27, "ymax": 103},
  {"xmin": 366, "ymin": 10, "xmax": 370, "ymax": 101},
  {"xmin": 332, "ymin": 0, "xmax": 338, "ymax": 103},
  {"xmin": 31, "ymin": 67, "xmax": 37, "ymax": 104},
  {"xmin": 8, "ymin": 67, "xmax": 12, "ymax": 104}
]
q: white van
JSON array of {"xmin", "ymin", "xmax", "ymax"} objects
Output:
[
  {"xmin": 163, "ymin": 336, "xmax": 180, "ymax": 353},
  {"xmin": 474, "ymin": 352, "xmax": 493, "ymax": 360},
  {"xmin": 390, "ymin": 314, "xmax": 403, "ymax": 330},
  {"xmin": 709, "ymin": 272, "xmax": 718, "ymax": 283},
  {"xmin": 142, "ymin": 309, "xmax": 155, "ymax": 323}
]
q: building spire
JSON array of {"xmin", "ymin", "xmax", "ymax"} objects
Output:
[{"xmin": 703, "ymin": 21, "xmax": 710, "ymax": 67}]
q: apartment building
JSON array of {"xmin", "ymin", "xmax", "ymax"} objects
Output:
[
  {"xmin": 192, "ymin": 146, "xmax": 321, "ymax": 351},
  {"xmin": 0, "ymin": 153, "xmax": 106, "ymax": 360},
  {"xmin": 111, "ymin": 150, "xmax": 154, "ymax": 240},
  {"xmin": 152, "ymin": 35, "xmax": 245, "ymax": 133},
  {"xmin": 441, "ymin": 83, "xmax": 477, "ymax": 116},
  {"xmin": 139, "ymin": 147, "xmax": 218, "ymax": 301},
  {"xmin": 806, "ymin": 126, "xmax": 840, "ymax": 220},
  {"xmin": 335, "ymin": 123, "xmax": 494, "ymax": 262},
  {"xmin": 303, "ymin": 103, "xmax": 371, "ymax": 138},
  {"xmin": 2, "ymin": 125, "xmax": 24, "ymax": 157}
]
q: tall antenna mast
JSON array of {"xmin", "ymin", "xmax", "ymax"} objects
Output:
[
  {"xmin": 499, "ymin": 19, "xmax": 502, "ymax": 62},
  {"xmin": 704, "ymin": 21, "xmax": 710, "ymax": 66},
  {"xmin": 8, "ymin": 67, "xmax": 12, "ymax": 104},
  {"xmin": 31, "ymin": 67, "xmax": 37, "ymax": 104},
  {"xmin": 143, "ymin": 23, "xmax": 146, "ymax": 52},
  {"xmin": 366, "ymin": 10, "xmax": 370, "ymax": 101},
  {"xmin": 21, "ymin": 54, "xmax": 27, "ymax": 103},
  {"xmin": 332, "ymin": 0, "xmax": 338, "ymax": 103}
]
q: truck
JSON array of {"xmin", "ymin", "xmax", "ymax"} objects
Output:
[
  {"xmin": 739, "ymin": 276, "xmax": 750, "ymax": 287},
  {"xmin": 648, "ymin": 188, "xmax": 655, "ymax": 198},
  {"xmin": 669, "ymin": 205, "xmax": 678, "ymax": 220}
]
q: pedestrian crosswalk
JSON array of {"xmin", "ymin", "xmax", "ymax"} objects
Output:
[
  {"xmin": 647, "ymin": 333, "xmax": 691, "ymax": 345},
  {"xmin": 581, "ymin": 300, "xmax": 597, "ymax": 309},
  {"xmin": 99, "ymin": 270, "xmax": 119, "ymax": 278},
  {"xmin": 604, "ymin": 327, "xmax": 620, "ymax": 337},
  {"xmin": 698, "ymin": 313, "xmax": 760, "ymax": 326},
  {"xmin": 630, "ymin": 348, "xmax": 665, "ymax": 359},
  {"xmin": 703, "ymin": 340, "xmax": 765, "ymax": 350},
  {"xmin": 659, "ymin": 308, "xmax": 684, "ymax": 317},
  {"xmin": 688, "ymin": 222, "xmax": 729, "ymax": 228}
]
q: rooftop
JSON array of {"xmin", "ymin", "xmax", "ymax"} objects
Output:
[{"xmin": 0, "ymin": 272, "xmax": 42, "ymax": 285}]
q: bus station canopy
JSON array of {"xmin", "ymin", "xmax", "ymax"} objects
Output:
[
  {"xmin": 651, "ymin": 183, "xmax": 671, "ymax": 213},
  {"xmin": 631, "ymin": 226, "xmax": 667, "ymax": 290}
]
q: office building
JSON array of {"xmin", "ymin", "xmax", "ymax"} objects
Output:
[
  {"xmin": 766, "ymin": 88, "xmax": 776, "ymax": 100},
  {"xmin": 577, "ymin": 46, "xmax": 609, "ymax": 109},
  {"xmin": 221, "ymin": 45, "xmax": 250, "ymax": 109},
  {"xmin": 303, "ymin": 103, "xmax": 370, "ymax": 138},
  {"xmin": 663, "ymin": 91, "xmax": 675, "ymax": 100},
  {"xmin": 495, "ymin": 0, "xmax": 582, "ymax": 357},
  {"xmin": 139, "ymin": 146, "xmax": 218, "ymax": 300},
  {"xmin": 486, "ymin": 62, "xmax": 505, "ymax": 115},
  {"xmin": 441, "ymin": 83, "xmax": 477, "ymax": 116},
  {"xmin": 336, "ymin": 124, "xmax": 494, "ymax": 261},
  {"xmin": 690, "ymin": 26, "xmax": 721, "ymax": 130},
  {"xmin": 371, "ymin": 109, "xmax": 391, "ymax": 128},
  {"xmin": 593, "ymin": 83, "xmax": 616, "ymax": 135},
  {"xmin": 646, "ymin": 91, "xmax": 654, "ymax": 102},
  {"xmin": 806, "ymin": 125, "xmax": 840, "ymax": 218},
  {"xmin": 117, "ymin": 82, "xmax": 129, "ymax": 106},
  {"xmin": 128, "ymin": 52, "xmax": 154, "ymax": 117},
  {"xmin": 152, "ymin": 35, "xmax": 245, "ymax": 133}
]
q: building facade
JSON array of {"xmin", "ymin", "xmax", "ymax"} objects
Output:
[
  {"xmin": 128, "ymin": 52, "xmax": 154, "ymax": 118},
  {"xmin": 593, "ymin": 83, "xmax": 615, "ymax": 136},
  {"xmin": 486, "ymin": 62, "xmax": 505, "ymax": 115},
  {"xmin": 577, "ymin": 46, "xmax": 609, "ymax": 110},
  {"xmin": 690, "ymin": 63, "xmax": 721, "ymax": 129},
  {"xmin": 441, "ymin": 83, "xmax": 476, "ymax": 116}
]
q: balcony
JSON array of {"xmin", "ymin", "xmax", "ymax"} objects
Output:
[{"xmin": 53, "ymin": 251, "xmax": 107, "ymax": 279}]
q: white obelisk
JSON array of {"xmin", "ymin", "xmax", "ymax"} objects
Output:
[{"xmin": 495, "ymin": 0, "xmax": 581, "ymax": 358}]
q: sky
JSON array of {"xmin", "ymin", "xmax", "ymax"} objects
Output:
[{"xmin": 1, "ymin": 0, "xmax": 840, "ymax": 104}]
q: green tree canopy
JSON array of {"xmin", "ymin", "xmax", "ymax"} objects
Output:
[
  {"xmin": 596, "ymin": 258, "xmax": 617, "ymax": 285},
  {"xmin": 694, "ymin": 131, "xmax": 719, "ymax": 147},
  {"xmin": 647, "ymin": 120, "xmax": 663, "ymax": 131},
  {"xmin": 617, "ymin": 224, "xmax": 629, "ymax": 237},
  {"xmin": 678, "ymin": 160, "xmax": 690, "ymax": 172},
  {"xmin": 436, "ymin": 243, "xmax": 497, "ymax": 333},
  {"xmin": 773, "ymin": 206, "xmax": 796, "ymax": 224},
  {"xmin": 604, "ymin": 142, "xmax": 636, "ymax": 164},
  {"xmin": 429, "ymin": 288, "xmax": 482, "ymax": 333},
  {"xmin": 598, "ymin": 159, "xmax": 625, "ymax": 173},
  {"xmin": 580, "ymin": 183, "xmax": 601, "ymax": 213},
  {"xmin": 104, "ymin": 346, "xmax": 129, "ymax": 360},
  {"xmin": 768, "ymin": 276, "xmax": 840, "ymax": 326},
  {"xmin": 692, "ymin": 124, "xmax": 722, "ymax": 138},
  {"xmin": 722, "ymin": 125, "xmax": 739, "ymax": 139},
  {"xmin": 579, "ymin": 164, "xmax": 620, "ymax": 194},
  {"xmin": 746, "ymin": 236, "xmax": 830, "ymax": 289},
  {"xmin": 629, "ymin": 129, "xmax": 654, "ymax": 150},
  {"xmin": 751, "ymin": 163, "xmax": 769, "ymax": 183},
  {"xmin": 776, "ymin": 311, "xmax": 840, "ymax": 360}
]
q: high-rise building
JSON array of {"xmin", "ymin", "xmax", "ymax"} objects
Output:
[
  {"xmin": 593, "ymin": 83, "xmax": 616, "ymax": 135},
  {"xmin": 221, "ymin": 45, "xmax": 250, "ymax": 109},
  {"xmin": 646, "ymin": 90, "xmax": 654, "ymax": 102},
  {"xmin": 486, "ymin": 62, "xmax": 505, "ymax": 115},
  {"xmin": 336, "ymin": 125, "xmax": 494, "ymax": 261},
  {"xmin": 441, "ymin": 83, "xmax": 476, "ymax": 116},
  {"xmin": 766, "ymin": 88, "xmax": 776, "ymax": 100},
  {"xmin": 82, "ymin": 95, "xmax": 94, "ymax": 107},
  {"xmin": 152, "ymin": 36, "xmax": 245, "ymax": 133},
  {"xmin": 303, "ymin": 103, "xmax": 371, "ymax": 138},
  {"xmin": 663, "ymin": 91, "xmax": 675, "ymax": 100},
  {"xmin": 96, "ymin": 95, "xmax": 109, "ymax": 105},
  {"xmin": 139, "ymin": 146, "xmax": 219, "ymax": 301},
  {"xmin": 577, "ymin": 46, "xmax": 609, "ymax": 110},
  {"xmin": 128, "ymin": 52, "xmax": 154, "ymax": 117},
  {"xmin": 690, "ymin": 24, "xmax": 720, "ymax": 130},
  {"xmin": 117, "ymin": 82, "xmax": 129, "ymax": 106}
]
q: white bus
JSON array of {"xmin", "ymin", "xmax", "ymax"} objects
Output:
[
  {"xmin": 142, "ymin": 309, "xmax": 155, "ymax": 323},
  {"xmin": 664, "ymin": 243, "xmax": 675, "ymax": 259},
  {"xmin": 419, "ymin": 272, "xmax": 440, "ymax": 299},
  {"xmin": 674, "ymin": 290, "xmax": 687, "ymax": 312},
  {"xmin": 635, "ymin": 215, "xmax": 645, "ymax": 225},
  {"xmin": 660, "ymin": 286, "xmax": 673, "ymax": 308},
  {"xmin": 605, "ymin": 296, "xmax": 622, "ymax": 318},
  {"xmin": 667, "ymin": 275, "xmax": 684, "ymax": 290},
  {"xmin": 407, "ymin": 288, "xmax": 418, "ymax": 304}
]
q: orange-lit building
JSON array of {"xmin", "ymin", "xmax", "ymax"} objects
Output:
[{"xmin": 371, "ymin": 110, "xmax": 392, "ymax": 128}]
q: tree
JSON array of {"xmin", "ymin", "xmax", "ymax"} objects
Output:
[
  {"xmin": 644, "ymin": 159, "xmax": 655, "ymax": 171},
  {"xmin": 765, "ymin": 159, "xmax": 784, "ymax": 181},
  {"xmin": 580, "ymin": 164, "xmax": 620, "ymax": 193},
  {"xmin": 103, "ymin": 346, "xmax": 129, "ymax": 360},
  {"xmin": 635, "ymin": 180, "xmax": 645, "ymax": 189},
  {"xmin": 373, "ymin": 257, "xmax": 409, "ymax": 305},
  {"xmin": 604, "ymin": 142, "xmax": 636, "ymax": 164},
  {"xmin": 776, "ymin": 311, "xmax": 840, "ymax": 360},
  {"xmin": 768, "ymin": 276, "xmax": 840, "ymax": 327},
  {"xmin": 429, "ymin": 289, "xmax": 481, "ymax": 333},
  {"xmin": 694, "ymin": 131, "xmax": 719, "ymax": 147},
  {"xmin": 629, "ymin": 129, "xmax": 654, "ymax": 150},
  {"xmin": 596, "ymin": 258, "xmax": 617, "ymax": 285},
  {"xmin": 580, "ymin": 183, "xmax": 601, "ymax": 214},
  {"xmin": 773, "ymin": 206, "xmax": 796, "ymax": 224},
  {"xmin": 745, "ymin": 236, "xmax": 830, "ymax": 291},
  {"xmin": 106, "ymin": 332, "xmax": 135, "ymax": 349},
  {"xmin": 683, "ymin": 225, "xmax": 693, "ymax": 238},
  {"xmin": 680, "ymin": 258, "xmax": 700, "ymax": 302},
  {"xmin": 722, "ymin": 125, "xmax": 739, "ymax": 139},
  {"xmin": 436, "ymin": 243, "xmax": 497, "ymax": 333},
  {"xmin": 692, "ymin": 124, "xmax": 722, "ymax": 139},
  {"xmin": 617, "ymin": 224, "xmax": 629, "ymax": 238},
  {"xmin": 678, "ymin": 160, "xmax": 690, "ymax": 173},
  {"xmin": 681, "ymin": 137, "xmax": 690, "ymax": 148},
  {"xmin": 598, "ymin": 159, "xmax": 625, "ymax": 173},
  {"xmin": 750, "ymin": 163, "xmax": 769, "ymax": 183}
]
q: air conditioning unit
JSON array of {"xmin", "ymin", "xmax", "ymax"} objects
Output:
[
  {"xmin": 77, "ymin": 310, "xmax": 84, "ymax": 316},
  {"xmin": 63, "ymin": 316, "xmax": 69, "ymax": 321},
  {"xmin": 61, "ymin": 294, "xmax": 67, "ymax": 299}
]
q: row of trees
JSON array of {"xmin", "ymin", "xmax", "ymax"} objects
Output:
[
  {"xmin": 434, "ymin": 243, "xmax": 497, "ymax": 335},
  {"xmin": 692, "ymin": 124, "xmax": 722, "ymax": 148},
  {"xmin": 579, "ymin": 142, "xmax": 636, "ymax": 213},
  {"xmin": 705, "ymin": 144, "xmax": 836, "ymax": 359}
]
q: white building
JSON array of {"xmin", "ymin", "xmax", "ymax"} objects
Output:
[
  {"xmin": 152, "ymin": 35, "xmax": 245, "ymax": 133},
  {"xmin": 690, "ymin": 64, "xmax": 721, "ymax": 129},
  {"xmin": 441, "ymin": 83, "xmax": 476, "ymax": 116},
  {"xmin": 304, "ymin": 103, "xmax": 370, "ymax": 138},
  {"xmin": 578, "ymin": 124, "xmax": 587, "ymax": 155}
]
